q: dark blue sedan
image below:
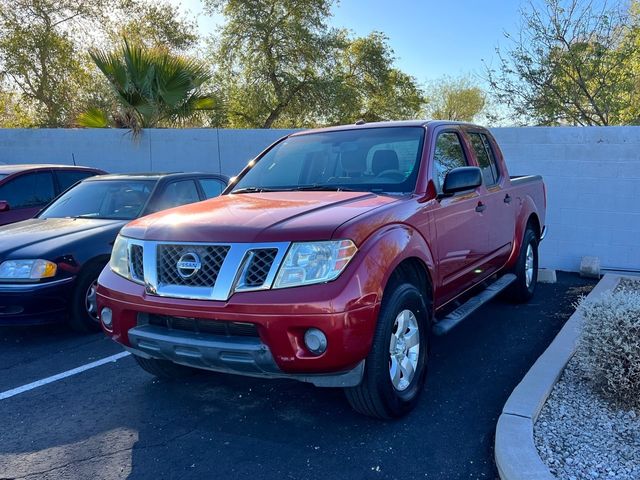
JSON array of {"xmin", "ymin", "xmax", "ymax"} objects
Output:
[{"xmin": 0, "ymin": 172, "xmax": 228, "ymax": 331}]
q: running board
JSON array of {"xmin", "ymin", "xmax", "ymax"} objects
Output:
[{"xmin": 432, "ymin": 273, "xmax": 517, "ymax": 336}]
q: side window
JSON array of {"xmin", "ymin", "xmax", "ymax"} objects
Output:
[
  {"xmin": 55, "ymin": 170, "xmax": 96, "ymax": 192},
  {"xmin": 199, "ymin": 178, "xmax": 226, "ymax": 199},
  {"xmin": 432, "ymin": 132, "xmax": 468, "ymax": 191},
  {"xmin": 154, "ymin": 180, "xmax": 200, "ymax": 211},
  {"xmin": 0, "ymin": 172, "xmax": 55, "ymax": 209},
  {"xmin": 469, "ymin": 133, "xmax": 498, "ymax": 186},
  {"xmin": 481, "ymin": 134, "xmax": 500, "ymax": 184}
]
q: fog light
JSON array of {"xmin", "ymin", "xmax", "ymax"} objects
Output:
[
  {"xmin": 100, "ymin": 307, "xmax": 113, "ymax": 329},
  {"xmin": 304, "ymin": 328, "xmax": 327, "ymax": 355}
]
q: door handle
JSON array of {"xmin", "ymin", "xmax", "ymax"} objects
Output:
[
  {"xmin": 504, "ymin": 194, "xmax": 512, "ymax": 204},
  {"xmin": 475, "ymin": 202, "xmax": 486, "ymax": 213}
]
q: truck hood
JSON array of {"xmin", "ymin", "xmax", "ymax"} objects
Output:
[
  {"xmin": 0, "ymin": 218, "xmax": 126, "ymax": 259},
  {"xmin": 122, "ymin": 191, "xmax": 400, "ymax": 243}
]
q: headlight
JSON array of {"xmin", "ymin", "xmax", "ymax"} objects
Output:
[
  {"xmin": 273, "ymin": 240, "xmax": 357, "ymax": 289},
  {"xmin": 110, "ymin": 235, "xmax": 130, "ymax": 280},
  {"xmin": 0, "ymin": 259, "xmax": 57, "ymax": 280}
]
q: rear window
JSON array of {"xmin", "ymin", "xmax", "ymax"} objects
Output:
[{"xmin": 56, "ymin": 170, "xmax": 98, "ymax": 191}]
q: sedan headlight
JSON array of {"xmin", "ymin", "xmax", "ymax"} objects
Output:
[
  {"xmin": 0, "ymin": 259, "xmax": 57, "ymax": 280},
  {"xmin": 273, "ymin": 240, "xmax": 357, "ymax": 289},
  {"xmin": 110, "ymin": 235, "xmax": 130, "ymax": 280}
]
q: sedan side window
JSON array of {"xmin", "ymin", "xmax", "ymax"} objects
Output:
[
  {"xmin": 155, "ymin": 180, "xmax": 200, "ymax": 211},
  {"xmin": 432, "ymin": 132, "xmax": 468, "ymax": 192},
  {"xmin": 0, "ymin": 172, "xmax": 55, "ymax": 209},
  {"xmin": 199, "ymin": 178, "xmax": 226, "ymax": 199}
]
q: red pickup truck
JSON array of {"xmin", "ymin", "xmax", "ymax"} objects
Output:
[{"xmin": 97, "ymin": 121, "xmax": 546, "ymax": 419}]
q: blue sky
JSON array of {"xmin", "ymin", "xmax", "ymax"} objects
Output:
[{"xmin": 173, "ymin": 0, "xmax": 524, "ymax": 83}]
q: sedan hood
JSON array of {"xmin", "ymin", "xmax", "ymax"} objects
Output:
[
  {"xmin": 122, "ymin": 191, "xmax": 400, "ymax": 243},
  {"xmin": 0, "ymin": 218, "xmax": 126, "ymax": 259}
]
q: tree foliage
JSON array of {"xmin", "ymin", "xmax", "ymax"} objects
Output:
[
  {"xmin": 79, "ymin": 39, "xmax": 215, "ymax": 132},
  {"xmin": 206, "ymin": 0, "xmax": 426, "ymax": 128},
  {"xmin": 112, "ymin": 0, "xmax": 200, "ymax": 52},
  {"xmin": 425, "ymin": 76, "xmax": 486, "ymax": 121},
  {"xmin": 486, "ymin": 0, "xmax": 637, "ymax": 126},
  {"xmin": 0, "ymin": 0, "xmax": 107, "ymax": 126}
]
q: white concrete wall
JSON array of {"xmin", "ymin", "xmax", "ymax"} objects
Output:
[
  {"xmin": 0, "ymin": 126, "xmax": 638, "ymax": 272},
  {"xmin": 492, "ymin": 127, "xmax": 640, "ymax": 272}
]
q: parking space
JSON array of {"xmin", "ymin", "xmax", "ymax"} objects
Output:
[{"xmin": 0, "ymin": 272, "xmax": 594, "ymax": 480}]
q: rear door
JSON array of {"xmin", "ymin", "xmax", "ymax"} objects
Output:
[
  {"xmin": 465, "ymin": 130, "xmax": 515, "ymax": 270},
  {"xmin": 429, "ymin": 128, "xmax": 490, "ymax": 305},
  {"xmin": 0, "ymin": 170, "xmax": 56, "ymax": 225}
]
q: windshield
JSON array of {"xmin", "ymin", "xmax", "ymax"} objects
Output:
[
  {"xmin": 0, "ymin": 174, "xmax": 8, "ymax": 181},
  {"xmin": 231, "ymin": 127, "xmax": 425, "ymax": 194},
  {"xmin": 40, "ymin": 180, "xmax": 156, "ymax": 220}
]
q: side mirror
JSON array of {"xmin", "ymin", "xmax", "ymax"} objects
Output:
[
  {"xmin": 0, "ymin": 200, "xmax": 9, "ymax": 212},
  {"xmin": 441, "ymin": 167, "xmax": 483, "ymax": 197}
]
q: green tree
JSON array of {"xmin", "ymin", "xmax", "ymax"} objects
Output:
[
  {"xmin": 111, "ymin": 0, "xmax": 199, "ymax": 52},
  {"xmin": 206, "ymin": 0, "xmax": 340, "ymax": 128},
  {"xmin": 78, "ymin": 39, "xmax": 215, "ymax": 132},
  {"xmin": 424, "ymin": 76, "xmax": 486, "ymax": 121},
  {"xmin": 486, "ymin": 0, "xmax": 636, "ymax": 126},
  {"xmin": 0, "ymin": 0, "xmax": 106, "ymax": 127},
  {"xmin": 324, "ymin": 32, "xmax": 425, "ymax": 125},
  {"xmin": 206, "ymin": 0, "xmax": 425, "ymax": 128}
]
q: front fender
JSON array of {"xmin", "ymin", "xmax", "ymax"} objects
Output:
[{"xmin": 340, "ymin": 223, "xmax": 435, "ymax": 309}]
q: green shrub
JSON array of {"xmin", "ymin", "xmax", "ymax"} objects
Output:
[{"xmin": 574, "ymin": 284, "xmax": 640, "ymax": 410}]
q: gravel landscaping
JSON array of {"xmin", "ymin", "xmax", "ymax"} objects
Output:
[{"xmin": 534, "ymin": 277, "xmax": 640, "ymax": 480}]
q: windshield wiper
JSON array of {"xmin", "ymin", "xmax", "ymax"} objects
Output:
[
  {"xmin": 231, "ymin": 187, "xmax": 282, "ymax": 194},
  {"xmin": 292, "ymin": 184, "xmax": 356, "ymax": 192}
]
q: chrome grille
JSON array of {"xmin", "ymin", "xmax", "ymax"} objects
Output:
[
  {"xmin": 130, "ymin": 244, "xmax": 144, "ymax": 281},
  {"xmin": 157, "ymin": 244, "xmax": 230, "ymax": 287},
  {"xmin": 243, "ymin": 249, "xmax": 278, "ymax": 287}
]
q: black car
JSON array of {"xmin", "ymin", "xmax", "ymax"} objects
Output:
[{"xmin": 0, "ymin": 172, "xmax": 228, "ymax": 331}]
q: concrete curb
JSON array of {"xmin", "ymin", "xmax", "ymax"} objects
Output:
[{"xmin": 494, "ymin": 274, "xmax": 623, "ymax": 480}]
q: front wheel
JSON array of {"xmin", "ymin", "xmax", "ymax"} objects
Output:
[
  {"xmin": 344, "ymin": 282, "xmax": 430, "ymax": 419},
  {"xmin": 69, "ymin": 262, "xmax": 107, "ymax": 332}
]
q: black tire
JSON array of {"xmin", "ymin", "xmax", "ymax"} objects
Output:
[
  {"xmin": 68, "ymin": 261, "xmax": 107, "ymax": 333},
  {"xmin": 508, "ymin": 227, "xmax": 539, "ymax": 303},
  {"xmin": 133, "ymin": 355, "xmax": 200, "ymax": 379},
  {"xmin": 344, "ymin": 282, "xmax": 430, "ymax": 419}
]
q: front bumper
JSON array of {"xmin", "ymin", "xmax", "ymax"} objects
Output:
[
  {"xmin": 97, "ymin": 267, "xmax": 379, "ymax": 382},
  {"xmin": 126, "ymin": 324, "xmax": 364, "ymax": 387},
  {"xmin": 0, "ymin": 277, "xmax": 75, "ymax": 325}
]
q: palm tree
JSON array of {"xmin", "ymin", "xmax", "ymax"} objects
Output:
[{"xmin": 78, "ymin": 39, "xmax": 215, "ymax": 133}]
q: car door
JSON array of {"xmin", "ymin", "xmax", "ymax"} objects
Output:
[
  {"xmin": 465, "ymin": 130, "xmax": 515, "ymax": 271},
  {"xmin": 0, "ymin": 170, "xmax": 56, "ymax": 226},
  {"xmin": 429, "ymin": 129, "xmax": 491, "ymax": 305}
]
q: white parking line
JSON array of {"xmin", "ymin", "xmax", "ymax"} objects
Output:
[{"xmin": 0, "ymin": 351, "xmax": 131, "ymax": 401}]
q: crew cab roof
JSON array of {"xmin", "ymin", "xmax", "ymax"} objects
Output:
[{"xmin": 290, "ymin": 119, "xmax": 487, "ymax": 137}]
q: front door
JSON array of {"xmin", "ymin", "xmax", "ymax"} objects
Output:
[{"xmin": 429, "ymin": 129, "xmax": 490, "ymax": 307}]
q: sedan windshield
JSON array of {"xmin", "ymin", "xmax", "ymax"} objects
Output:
[
  {"xmin": 40, "ymin": 180, "xmax": 156, "ymax": 220},
  {"xmin": 231, "ymin": 127, "xmax": 425, "ymax": 194}
]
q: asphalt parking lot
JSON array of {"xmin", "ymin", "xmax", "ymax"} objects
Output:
[{"xmin": 0, "ymin": 272, "xmax": 595, "ymax": 480}]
